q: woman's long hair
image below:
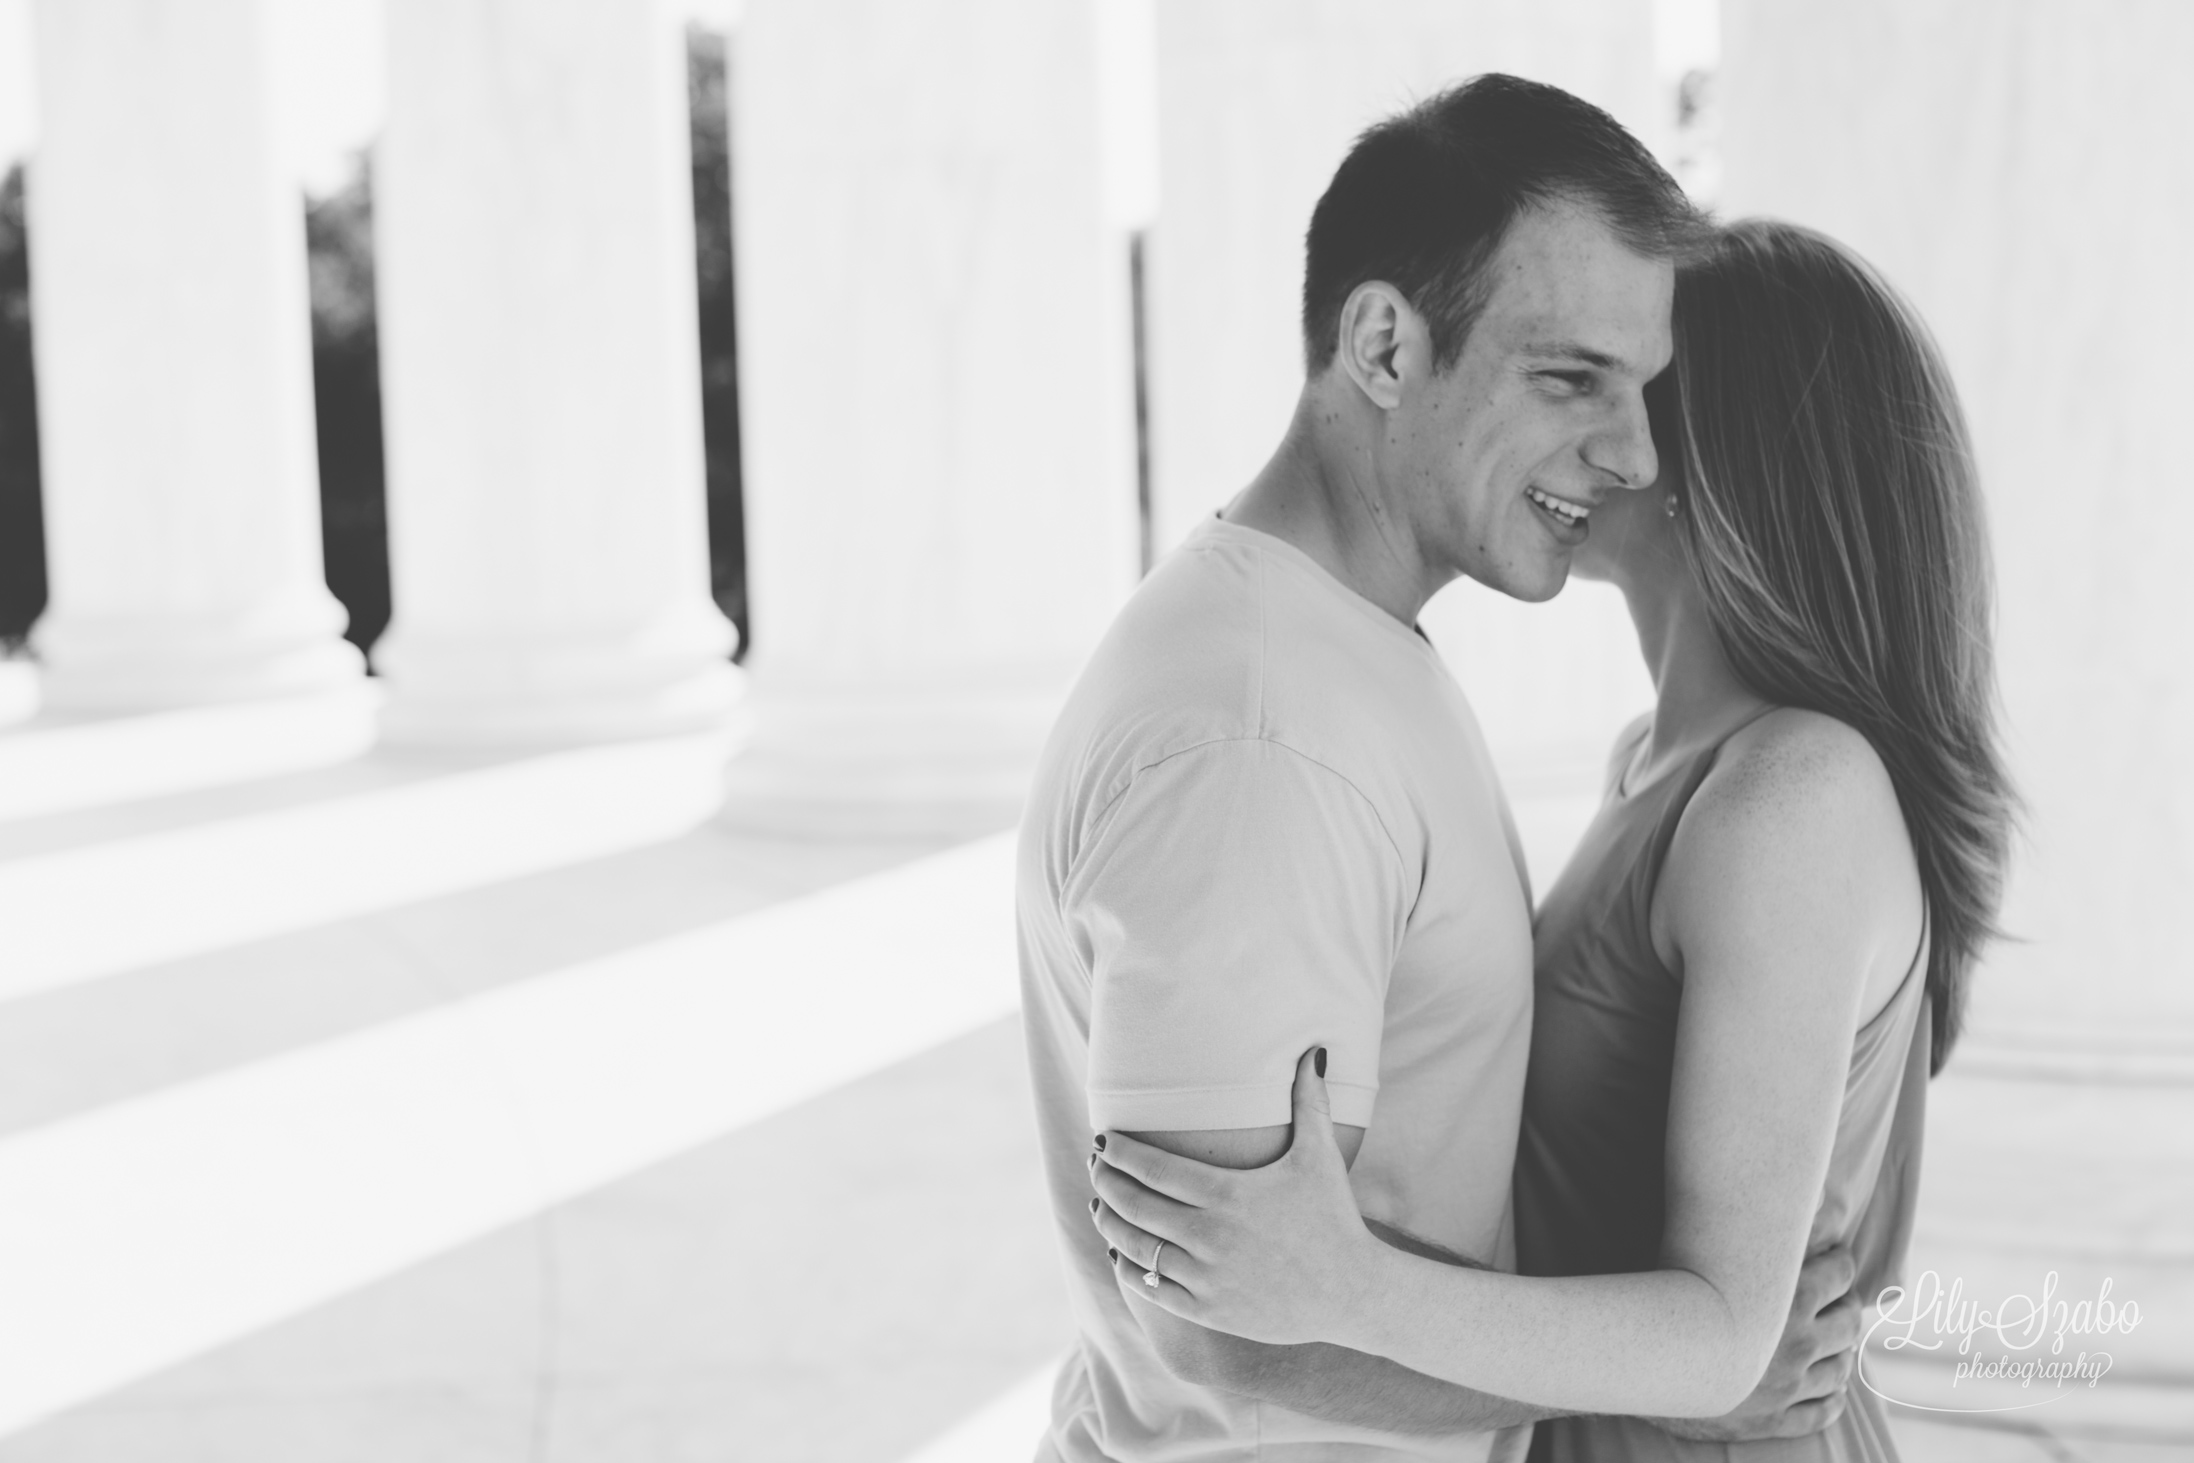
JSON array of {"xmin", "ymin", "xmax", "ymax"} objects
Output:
[{"xmin": 1655, "ymin": 219, "xmax": 2016, "ymax": 1073}]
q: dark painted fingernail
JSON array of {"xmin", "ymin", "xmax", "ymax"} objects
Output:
[
  {"xmin": 1315, "ymin": 1047, "xmax": 1327, "ymax": 1077},
  {"xmin": 1089, "ymin": 1197, "xmax": 1100, "ymax": 1214},
  {"xmin": 1088, "ymin": 1150, "xmax": 1098, "ymax": 1170},
  {"xmin": 1107, "ymin": 1247, "xmax": 1118, "ymax": 1262},
  {"xmin": 1093, "ymin": 1133, "xmax": 1106, "ymax": 1151}
]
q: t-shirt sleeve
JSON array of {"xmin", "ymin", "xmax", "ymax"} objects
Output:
[{"xmin": 1066, "ymin": 738, "xmax": 1409, "ymax": 1133}]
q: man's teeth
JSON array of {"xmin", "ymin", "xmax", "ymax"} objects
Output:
[{"xmin": 1527, "ymin": 487, "xmax": 1590, "ymax": 524}]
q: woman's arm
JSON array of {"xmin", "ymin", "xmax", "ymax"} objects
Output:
[
  {"xmin": 1092, "ymin": 713, "xmax": 1914, "ymax": 1417},
  {"xmin": 1124, "ymin": 1206, "xmax": 1860, "ymax": 1438}
]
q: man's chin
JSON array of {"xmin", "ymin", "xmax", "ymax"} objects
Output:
[{"xmin": 1480, "ymin": 555, "xmax": 1573, "ymax": 604}]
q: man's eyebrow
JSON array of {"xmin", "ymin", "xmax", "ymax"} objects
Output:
[{"xmin": 1520, "ymin": 340, "xmax": 1626, "ymax": 371}]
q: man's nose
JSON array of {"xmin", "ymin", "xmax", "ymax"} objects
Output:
[{"xmin": 1583, "ymin": 391, "xmax": 1659, "ymax": 491}]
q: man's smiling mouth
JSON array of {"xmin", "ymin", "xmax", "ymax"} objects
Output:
[{"xmin": 1525, "ymin": 486, "xmax": 1591, "ymax": 526}]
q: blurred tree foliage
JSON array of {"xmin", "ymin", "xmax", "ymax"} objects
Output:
[
  {"xmin": 0, "ymin": 28, "xmax": 748, "ymax": 665},
  {"xmin": 689, "ymin": 23, "xmax": 748, "ymax": 658},
  {"xmin": 313, "ymin": 26, "xmax": 747, "ymax": 660},
  {"xmin": 0, "ymin": 165, "xmax": 43, "ymax": 652},
  {"xmin": 306, "ymin": 161, "xmax": 391, "ymax": 655},
  {"xmin": 0, "ymin": 159, "xmax": 392, "ymax": 658}
]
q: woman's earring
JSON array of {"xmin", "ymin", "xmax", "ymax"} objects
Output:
[{"xmin": 1663, "ymin": 493, "xmax": 1680, "ymax": 520}]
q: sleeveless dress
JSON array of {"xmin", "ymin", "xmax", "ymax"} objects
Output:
[{"xmin": 1515, "ymin": 715, "xmax": 1931, "ymax": 1463}]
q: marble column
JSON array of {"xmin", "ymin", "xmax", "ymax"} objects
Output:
[
  {"xmin": 1146, "ymin": 1, "xmax": 1663, "ymax": 811},
  {"xmin": 723, "ymin": 0, "xmax": 1141, "ymax": 835},
  {"xmin": 371, "ymin": 0, "xmax": 741, "ymax": 746},
  {"xmin": 25, "ymin": 0, "xmax": 364, "ymax": 710},
  {"xmin": 1722, "ymin": 0, "xmax": 2194, "ymax": 1422}
]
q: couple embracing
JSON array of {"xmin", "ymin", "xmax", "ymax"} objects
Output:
[{"xmin": 1018, "ymin": 76, "xmax": 2012, "ymax": 1462}]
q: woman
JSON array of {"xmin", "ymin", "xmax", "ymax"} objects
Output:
[{"xmin": 1087, "ymin": 219, "xmax": 2015, "ymax": 1459}]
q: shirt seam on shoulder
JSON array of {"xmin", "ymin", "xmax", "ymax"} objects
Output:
[
  {"xmin": 1086, "ymin": 735, "xmax": 1413, "ymax": 890},
  {"xmin": 1082, "ymin": 732, "xmax": 1246, "ymax": 833}
]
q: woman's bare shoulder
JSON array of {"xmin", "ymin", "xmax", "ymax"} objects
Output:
[
  {"xmin": 1659, "ymin": 708, "xmax": 1912, "ymax": 961},
  {"xmin": 1697, "ymin": 708, "xmax": 1900, "ymax": 845}
]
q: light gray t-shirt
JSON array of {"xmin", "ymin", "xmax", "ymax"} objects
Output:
[{"xmin": 1019, "ymin": 517, "xmax": 1536, "ymax": 1462}]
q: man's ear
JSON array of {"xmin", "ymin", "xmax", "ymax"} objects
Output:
[{"xmin": 1334, "ymin": 281, "xmax": 1421, "ymax": 411}]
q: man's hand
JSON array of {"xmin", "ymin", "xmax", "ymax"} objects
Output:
[{"xmin": 1649, "ymin": 1245, "xmax": 1861, "ymax": 1442}]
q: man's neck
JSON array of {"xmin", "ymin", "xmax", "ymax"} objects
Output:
[{"xmin": 1222, "ymin": 392, "xmax": 1442, "ymax": 626}]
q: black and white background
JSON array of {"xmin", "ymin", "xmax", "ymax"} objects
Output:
[{"xmin": 0, "ymin": 2, "xmax": 2185, "ymax": 1460}]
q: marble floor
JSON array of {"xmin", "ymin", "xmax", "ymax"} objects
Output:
[{"xmin": 0, "ymin": 701, "xmax": 2182, "ymax": 1461}]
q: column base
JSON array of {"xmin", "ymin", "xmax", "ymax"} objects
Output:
[
  {"xmin": 0, "ymin": 682, "xmax": 381, "ymax": 821},
  {"xmin": 374, "ymin": 621, "xmax": 746, "ymax": 748},
  {"xmin": 717, "ymin": 673, "xmax": 1069, "ymax": 840},
  {"xmin": 0, "ymin": 660, "xmax": 38, "ymax": 729},
  {"xmin": 30, "ymin": 602, "xmax": 365, "ymax": 712}
]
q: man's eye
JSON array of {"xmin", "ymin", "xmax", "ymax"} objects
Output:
[{"xmin": 1536, "ymin": 370, "xmax": 1594, "ymax": 394}]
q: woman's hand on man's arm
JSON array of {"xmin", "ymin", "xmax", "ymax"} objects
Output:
[
  {"xmin": 1105, "ymin": 1122, "xmax": 1553, "ymax": 1437},
  {"xmin": 1093, "ymin": 1038, "xmax": 1877, "ymax": 1425},
  {"xmin": 1098, "ymin": 1107, "xmax": 1862, "ymax": 1440}
]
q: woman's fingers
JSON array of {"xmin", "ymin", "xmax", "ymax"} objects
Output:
[
  {"xmin": 1805, "ymin": 1345, "xmax": 1856, "ymax": 1395},
  {"xmin": 1106, "ymin": 1243, "xmax": 1199, "ymax": 1314},
  {"xmin": 1284, "ymin": 1045, "xmax": 1337, "ymax": 1158},
  {"xmin": 1091, "ymin": 1130, "xmax": 1229, "ymax": 1206},
  {"xmin": 1794, "ymin": 1244, "xmax": 1857, "ymax": 1322},
  {"xmin": 1751, "ymin": 1391, "xmax": 1846, "ymax": 1440},
  {"xmin": 1092, "ymin": 1154, "xmax": 1200, "ymax": 1246},
  {"xmin": 1089, "ymin": 1199, "xmax": 1199, "ymax": 1290},
  {"xmin": 1089, "ymin": 1198, "xmax": 1160, "ymax": 1268}
]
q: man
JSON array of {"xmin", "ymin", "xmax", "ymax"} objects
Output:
[{"xmin": 1019, "ymin": 76, "xmax": 1858, "ymax": 1461}]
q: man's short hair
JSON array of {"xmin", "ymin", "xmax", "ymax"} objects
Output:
[{"xmin": 1302, "ymin": 73, "xmax": 1706, "ymax": 374}]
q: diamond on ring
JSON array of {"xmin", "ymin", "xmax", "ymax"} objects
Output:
[{"xmin": 1144, "ymin": 1240, "xmax": 1164, "ymax": 1288}]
